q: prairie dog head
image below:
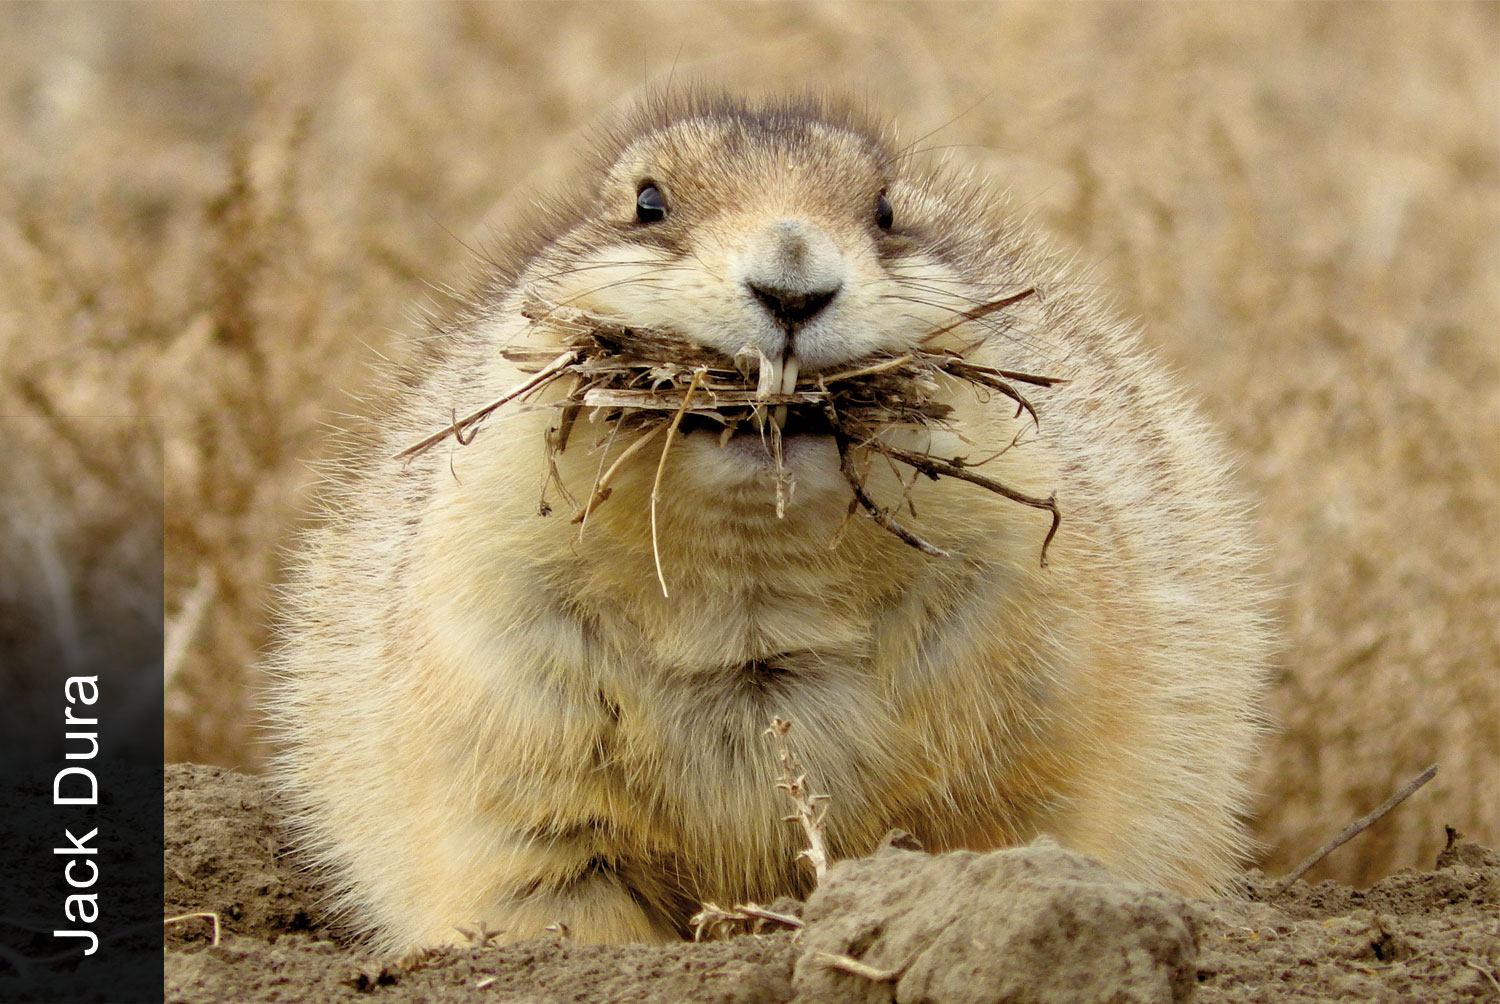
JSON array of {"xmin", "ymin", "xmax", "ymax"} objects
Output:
[
  {"xmin": 529, "ymin": 95, "xmax": 977, "ymax": 374},
  {"xmin": 480, "ymin": 95, "xmax": 1046, "ymax": 520}
]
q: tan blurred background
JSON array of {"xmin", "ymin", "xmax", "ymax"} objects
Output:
[{"xmin": 0, "ymin": 1, "xmax": 1493, "ymax": 887}]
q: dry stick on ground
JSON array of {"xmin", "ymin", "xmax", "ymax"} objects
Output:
[
  {"xmin": 723, "ymin": 904, "xmax": 803, "ymax": 929},
  {"xmin": 813, "ymin": 952, "xmax": 906, "ymax": 983},
  {"xmin": 1464, "ymin": 960, "xmax": 1500, "ymax": 994},
  {"xmin": 1268, "ymin": 763, "xmax": 1439, "ymax": 897},
  {"xmin": 163, "ymin": 911, "xmax": 222, "ymax": 946},
  {"xmin": 689, "ymin": 902, "xmax": 805, "ymax": 941}
]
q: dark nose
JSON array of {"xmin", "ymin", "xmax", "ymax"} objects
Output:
[{"xmin": 746, "ymin": 281, "xmax": 841, "ymax": 330}]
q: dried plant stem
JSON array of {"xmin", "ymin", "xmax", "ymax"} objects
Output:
[
  {"xmin": 649, "ymin": 368, "xmax": 706, "ymax": 597},
  {"xmin": 689, "ymin": 902, "xmax": 804, "ymax": 941},
  {"xmin": 1269, "ymin": 763, "xmax": 1438, "ymax": 897},
  {"xmin": 393, "ymin": 349, "xmax": 578, "ymax": 461},
  {"xmin": 164, "ymin": 911, "xmax": 222, "ymax": 946},
  {"xmin": 819, "ymin": 353, "xmax": 918, "ymax": 384},
  {"xmin": 730, "ymin": 904, "xmax": 803, "ymax": 929},
  {"xmin": 1465, "ymin": 961, "xmax": 1500, "ymax": 994},
  {"xmin": 834, "ymin": 433, "xmax": 949, "ymax": 558},
  {"xmin": 943, "ymin": 360, "xmax": 1047, "ymax": 425},
  {"xmin": 572, "ymin": 424, "xmax": 663, "ymax": 525},
  {"xmin": 766, "ymin": 717, "xmax": 831, "ymax": 882},
  {"xmin": 873, "ymin": 442, "xmax": 1061, "ymax": 566},
  {"xmin": 813, "ymin": 952, "xmax": 904, "ymax": 983}
]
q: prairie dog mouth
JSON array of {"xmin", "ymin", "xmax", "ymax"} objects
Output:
[
  {"xmin": 747, "ymin": 348, "xmax": 804, "ymax": 436},
  {"xmin": 397, "ymin": 292, "xmax": 1062, "ymax": 564}
]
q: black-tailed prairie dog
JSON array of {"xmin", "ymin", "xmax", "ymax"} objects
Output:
[{"xmin": 268, "ymin": 92, "xmax": 1272, "ymax": 952}]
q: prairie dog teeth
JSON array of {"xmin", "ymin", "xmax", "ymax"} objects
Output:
[
  {"xmin": 754, "ymin": 351, "xmax": 800, "ymax": 430},
  {"xmin": 773, "ymin": 354, "xmax": 799, "ymax": 431},
  {"xmin": 779, "ymin": 353, "xmax": 800, "ymax": 395}
]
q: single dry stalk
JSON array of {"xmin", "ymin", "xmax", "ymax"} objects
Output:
[
  {"xmin": 1269, "ymin": 763, "xmax": 1439, "ymax": 897},
  {"xmin": 688, "ymin": 717, "xmax": 830, "ymax": 942},
  {"xmin": 648, "ymin": 367, "xmax": 705, "ymax": 597},
  {"xmin": 766, "ymin": 716, "xmax": 830, "ymax": 882},
  {"xmin": 688, "ymin": 901, "xmax": 804, "ymax": 941}
]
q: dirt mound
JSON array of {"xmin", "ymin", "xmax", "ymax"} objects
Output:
[
  {"xmin": 163, "ymin": 765, "xmax": 1500, "ymax": 1003},
  {"xmin": 795, "ymin": 840, "xmax": 1199, "ymax": 1004}
]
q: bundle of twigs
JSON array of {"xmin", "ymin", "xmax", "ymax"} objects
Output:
[{"xmin": 396, "ymin": 291, "xmax": 1061, "ymax": 588}]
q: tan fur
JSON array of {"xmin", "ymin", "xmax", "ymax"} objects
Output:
[{"xmin": 267, "ymin": 92, "xmax": 1272, "ymax": 952}]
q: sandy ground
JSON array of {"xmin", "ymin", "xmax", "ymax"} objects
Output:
[{"xmin": 164, "ymin": 765, "xmax": 1499, "ymax": 1004}]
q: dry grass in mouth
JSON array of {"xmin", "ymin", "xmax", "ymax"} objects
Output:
[{"xmin": 396, "ymin": 291, "xmax": 1062, "ymax": 587}]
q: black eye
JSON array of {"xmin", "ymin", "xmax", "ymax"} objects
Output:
[
  {"xmin": 875, "ymin": 191, "xmax": 893, "ymax": 230},
  {"xmin": 636, "ymin": 183, "xmax": 667, "ymax": 224}
]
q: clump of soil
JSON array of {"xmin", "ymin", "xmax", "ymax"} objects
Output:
[
  {"xmin": 163, "ymin": 765, "xmax": 1499, "ymax": 1003},
  {"xmin": 795, "ymin": 840, "xmax": 1199, "ymax": 1003}
]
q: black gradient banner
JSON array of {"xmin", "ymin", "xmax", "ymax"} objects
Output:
[{"xmin": 0, "ymin": 418, "xmax": 164, "ymax": 1004}]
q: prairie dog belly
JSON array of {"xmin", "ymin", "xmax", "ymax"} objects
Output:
[{"xmin": 268, "ymin": 92, "xmax": 1272, "ymax": 952}]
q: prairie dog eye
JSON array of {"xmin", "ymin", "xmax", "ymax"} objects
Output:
[
  {"xmin": 636, "ymin": 183, "xmax": 667, "ymax": 223},
  {"xmin": 875, "ymin": 191, "xmax": 893, "ymax": 230}
]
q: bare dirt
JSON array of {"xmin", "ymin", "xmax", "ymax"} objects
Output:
[{"xmin": 164, "ymin": 764, "xmax": 1500, "ymax": 1003}]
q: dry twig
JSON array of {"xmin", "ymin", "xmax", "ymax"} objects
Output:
[
  {"xmin": 766, "ymin": 717, "xmax": 830, "ymax": 882},
  {"xmin": 813, "ymin": 951, "xmax": 906, "ymax": 983},
  {"xmin": 689, "ymin": 901, "xmax": 804, "ymax": 941},
  {"xmin": 1464, "ymin": 960, "xmax": 1500, "ymax": 994},
  {"xmin": 1269, "ymin": 763, "xmax": 1438, "ymax": 897},
  {"xmin": 163, "ymin": 911, "xmax": 222, "ymax": 946},
  {"xmin": 395, "ymin": 348, "xmax": 578, "ymax": 461},
  {"xmin": 571, "ymin": 425, "xmax": 663, "ymax": 525},
  {"xmin": 870, "ymin": 442, "xmax": 1062, "ymax": 565},
  {"xmin": 689, "ymin": 718, "xmax": 831, "ymax": 942},
  {"xmin": 835, "ymin": 432, "xmax": 949, "ymax": 557}
]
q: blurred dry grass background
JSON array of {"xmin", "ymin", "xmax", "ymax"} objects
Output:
[{"xmin": 0, "ymin": 1, "xmax": 1493, "ymax": 887}]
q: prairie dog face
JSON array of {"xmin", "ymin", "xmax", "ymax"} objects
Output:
[
  {"xmin": 574, "ymin": 112, "xmax": 941, "ymax": 372},
  {"xmin": 511, "ymin": 98, "xmax": 1007, "ymax": 495}
]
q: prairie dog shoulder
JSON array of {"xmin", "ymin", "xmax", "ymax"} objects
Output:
[{"xmin": 269, "ymin": 92, "xmax": 1271, "ymax": 952}]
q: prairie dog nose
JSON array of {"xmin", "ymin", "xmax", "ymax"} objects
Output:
[
  {"xmin": 747, "ymin": 281, "xmax": 840, "ymax": 328},
  {"xmin": 741, "ymin": 219, "xmax": 844, "ymax": 329}
]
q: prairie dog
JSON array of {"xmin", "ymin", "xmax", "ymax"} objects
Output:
[{"xmin": 269, "ymin": 92, "xmax": 1271, "ymax": 952}]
